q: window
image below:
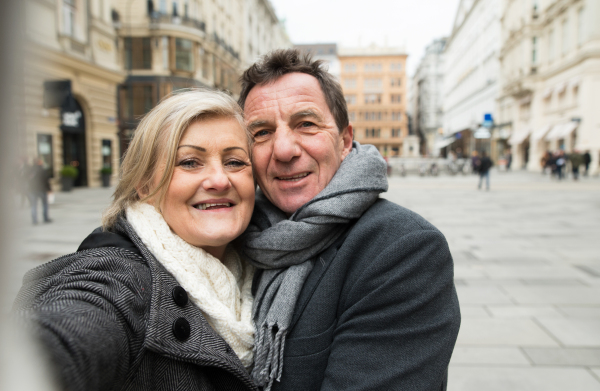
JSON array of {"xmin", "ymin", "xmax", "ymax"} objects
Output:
[
  {"xmin": 391, "ymin": 128, "xmax": 402, "ymax": 138},
  {"xmin": 364, "ymin": 94, "xmax": 382, "ymax": 104},
  {"xmin": 345, "ymin": 95, "xmax": 357, "ymax": 105},
  {"xmin": 391, "ymin": 94, "xmax": 402, "ymax": 103},
  {"xmin": 172, "ymin": 2, "xmax": 178, "ymax": 17},
  {"xmin": 184, "ymin": 0, "xmax": 189, "ymax": 17},
  {"xmin": 160, "ymin": 0, "xmax": 167, "ymax": 13},
  {"xmin": 364, "ymin": 78, "xmax": 383, "ymax": 92},
  {"xmin": 549, "ymin": 29, "xmax": 555, "ymax": 61},
  {"xmin": 391, "ymin": 112, "xmax": 402, "ymax": 121},
  {"xmin": 121, "ymin": 84, "xmax": 156, "ymax": 118},
  {"xmin": 344, "ymin": 63, "xmax": 356, "ymax": 72},
  {"xmin": 63, "ymin": 0, "xmax": 76, "ymax": 36},
  {"xmin": 102, "ymin": 139, "xmax": 112, "ymax": 169},
  {"xmin": 365, "ymin": 112, "xmax": 381, "ymax": 121},
  {"xmin": 365, "ymin": 63, "xmax": 382, "ymax": 72},
  {"xmin": 344, "ymin": 79, "xmax": 357, "ymax": 89},
  {"xmin": 391, "ymin": 78, "xmax": 402, "ymax": 87},
  {"xmin": 349, "ymin": 111, "xmax": 356, "ymax": 121},
  {"xmin": 124, "ymin": 37, "xmax": 152, "ymax": 70},
  {"xmin": 37, "ymin": 134, "xmax": 54, "ymax": 177},
  {"xmin": 162, "ymin": 36, "xmax": 169, "ymax": 70},
  {"xmin": 365, "ymin": 128, "xmax": 381, "ymax": 138},
  {"xmin": 532, "ymin": 36, "xmax": 538, "ymax": 64},
  {"xmin": 390, "ymin": 62, "xmax": 403, "ymax": 72},
  {"xmin": 562, "ymin": 19, "xmax": 569, "ymax": 54},
  {"xmin": 578, "ymin": 8, "xmax": 585, "ymax": 46},
  {"xmin": 175, "ymin": 38, "xmax": 194, "ymax": 71}
]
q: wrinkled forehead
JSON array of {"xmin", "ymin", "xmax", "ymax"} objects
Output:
[{"xmin": 244, "ymin": 73, "xmax": 329, "ymax": 116}]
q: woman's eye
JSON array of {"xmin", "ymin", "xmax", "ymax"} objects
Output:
[
  {"xmin": 179, "ymin": 159, "xmax": 199, "ymax": 169},
  {"xmin": 225, "ymin": 159, "xmax": 248, "ymax": 168}
]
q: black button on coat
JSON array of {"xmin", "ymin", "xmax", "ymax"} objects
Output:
[{"xmin": 13, "ymin": 217, "xmax": 257, "ymax": 391}]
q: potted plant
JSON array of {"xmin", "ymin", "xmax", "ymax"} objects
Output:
[
  {"xmin": 60, "ymin": 165, "xmax": 79, "ymax": 192},
  {"xmin": 100, "ymin": 166, "xmax": 112, "ymax": 187}
]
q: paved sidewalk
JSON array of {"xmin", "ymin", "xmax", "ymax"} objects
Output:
[
  {"xmin": 7, "ymin": 170, "xmax": 600, "ymax": 390},
  {"xmin": 383, "ymin": 170, "xmax": 600, "ymax": 391}
]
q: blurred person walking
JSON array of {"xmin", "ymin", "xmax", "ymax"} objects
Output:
[
  {"xmin": 541, "ymin": 151, "xmax": 552, "ymax": 175},
  {"xmin": 471, "ymin": 150, "xmax": 481, "ymax": 175},
  {"xmin": 569, "ymin": 150, "xmax": 584, "ymax": 181},
  {"xmin": 478, "ymin": 151, "xmax": 493, "ymax": 190},
  {"xmin": 583, "ymin": 150, "xmax": 592, "ymax": 176},
  {"xmin": 27, "ymin": 157, "xmax": 51, "ymax": 224},
  {"xmin": 505, "ymin": 150, "xmax": 512, "ymax": 171},
  {"xmin": 555, "ymin": 150, "xmax": 566, "ymax": 180}
]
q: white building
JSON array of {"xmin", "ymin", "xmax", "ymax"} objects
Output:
[
  {"xmin": 244, "ymin": 0, "xmax": 291, "ymax": 67},
  {"xmin": 443, "ymin": 0, "xmax": 502, "ymax": 158},
  {"xmin": 411, "ymin": 38, "xmax": 447, "ymax": 156},
  {"xmin": 500, "ymin": 0, "xmax": 600, "ymax": 173}
]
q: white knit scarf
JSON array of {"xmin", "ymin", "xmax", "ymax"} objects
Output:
[{"xmin": 126, "ymin": 202, "xmax": 255, "ymax": 368}]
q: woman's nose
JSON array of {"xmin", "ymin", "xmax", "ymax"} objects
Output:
[
  {"xmin": 272, "ymin": 128, "xmax": 301, "ymax": 162},
  {"xmin": 202, "ymin": 164, "xmax": 231, "ymax": 192}
]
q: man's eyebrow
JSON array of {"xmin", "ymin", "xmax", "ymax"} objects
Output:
[
  {"xmin": 177, "ymin": 145, "xmax": 206, "ymax": 152},
  {"xmin": 247, "ymin": 120, "xmax": 270, "ymax": 132},
  {"xmin": 290, "ymin": 109, "xmax": 323, "ymax": 123}
]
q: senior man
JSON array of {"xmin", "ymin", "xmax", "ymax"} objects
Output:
[{"xmin": 237, "ymin": 49, "xmax": 460, "ymax": 391}]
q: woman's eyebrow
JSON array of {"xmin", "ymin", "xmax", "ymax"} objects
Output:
[
  {"xmin": 177, "ymin": 145, "xmax": 206, "ymax": 152},
  {"xmin": 224, "ymin": 146, "xmax": 248, "ymax": 155}
]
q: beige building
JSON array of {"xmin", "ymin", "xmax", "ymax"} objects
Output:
[
  {"xmin": 113, "ymin": 0, "xmax": 290, "ymax": 153},
  {"xmin": 500, "ymin": 0, "xmax": 600, "ymax": 172},
  {"xmin": 339, "ymin": 46, "xmax": 415, "ymax": 157},
  {"xmin": 23, "ymin": 0, "xmax": 124, "ymax": 188}
]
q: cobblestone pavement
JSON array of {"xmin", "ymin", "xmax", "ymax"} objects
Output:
[
  {"xmin": 7, "ymin": 170, "xmax": 600, "ymax": 390},
  {"xmin": 383, "ymin": 170, "xmax": 600, "ymax": 391}
]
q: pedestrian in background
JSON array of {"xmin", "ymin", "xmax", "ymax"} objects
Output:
[
  {"xmin": 569, "ymin": 150, "xmax": 584, "ymax": 181},
  {"xmin": 478, "ymin": 151, "xmax": 493, "ymax": 190},
  {"xmin": 27, "ymin": 157, "xmax": 51, "ymax": 224},
  {"xmin": 583, "ymin": 150, "xmax": 591, "ymax": 176},
  {"xmin": 505, "ymin": 150, "xmax": 512, "ymax": 171},
  {"xmin": 471, "ymin": 150, "xmax": 481, "ymax": 175},
  {"xmin": 541, "ymin": 151, "xmax": 552, "ymax": 175},
  {"xmin": 555, "ymin": 150, "xmax": 566, "ymax": 180}
]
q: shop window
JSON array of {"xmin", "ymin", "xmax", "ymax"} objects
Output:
[
  {"xmin": 102, "ymin": 139, "xmax": 112, "ymax": 169},
  {"xmin": 121, "ymin": 84, "xmax": 156, "ymax": 118},
  {"xmin": 175, "ymin": 38, "xmax": 194, "ymax": 72},
  {"xmin": 37, "ymin": 134, "xmax": 54, "ymax": 177},
  {"xmin": 124, "ymin": 37, "xmax": 152, "ymax": 70}
]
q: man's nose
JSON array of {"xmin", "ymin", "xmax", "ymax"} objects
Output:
[
  {"xmin": 272, "ymin": 127, "xmax": 301, "ymax": 162},
  {"xmin": 202, "ymin": 164, "xmax": 231, "ymax": 192}
]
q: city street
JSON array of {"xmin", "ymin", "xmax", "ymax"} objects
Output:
[{"xmin": 8, "ymin": 170, "xmax": 600, "ymax": 390}]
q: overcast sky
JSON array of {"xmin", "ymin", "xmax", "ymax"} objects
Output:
[{"xmin": 269, "ymin": 0, "xmax": 461, "ymax": 77}]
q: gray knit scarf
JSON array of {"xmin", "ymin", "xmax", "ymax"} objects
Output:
[{"xmin": 237, "ymin": 141, "xmax": 388, "ymax": 390}]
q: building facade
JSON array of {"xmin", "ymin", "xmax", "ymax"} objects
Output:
[
  {"xmin": 500, "ymin": 0, "xmax": 600, "ymax": 172},
  {"xmin": 23, "ymin": 0, "xmax": 124, "ymax": 188},
  {"xmin": 443, "ymin": 0, "xmax": 503, "ymax": 159},
  {"xmin": 411, "ymin": 38, "xmax": 447, "ymax": 156},
  {"xmin": 295, "ymin": 43, "xmax": 341, "ymax": 80},
  {"xmin": 339, "ymin": 45, "xmax": 415, "ymax": 157}
]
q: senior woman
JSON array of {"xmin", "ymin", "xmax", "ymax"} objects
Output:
[{"xmin": 14, "ymin": 90, "xmax": 258, "ymax": 391}]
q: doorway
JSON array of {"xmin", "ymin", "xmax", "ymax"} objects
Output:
[{"xmin": 61, "ymin": 97, "xmax": 87, "ymax": 186}]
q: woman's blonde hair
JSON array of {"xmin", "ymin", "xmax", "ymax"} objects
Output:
[{"xmin": 102, "ymin": 88, "xmax": 248, "ymax": 229}]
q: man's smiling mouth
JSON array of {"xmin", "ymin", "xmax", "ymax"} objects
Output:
[{"xmin": 276, "ymin": 173, "xmax": 309, "ymax": 182}]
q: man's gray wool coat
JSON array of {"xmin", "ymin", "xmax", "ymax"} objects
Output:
[
  {"xmin": 263, "ymin": 198, "xmax": 461, "ymax": 391},
  {"xmin": 14, "ymin": 217, "xmax": 258, "ymax": 391}
]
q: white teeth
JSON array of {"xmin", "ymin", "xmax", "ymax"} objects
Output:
[
  {"xmin": 279, "ymin": 173, "xmax": 309, "ymax": 181},
  {"xmin": 195, "ymin": 202, "xmax": 231, "ymax": 210}
]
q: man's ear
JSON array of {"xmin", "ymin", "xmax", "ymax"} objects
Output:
[{"xmin": 340, "ymin": 123, "xmax": 354, "ymax": 161}]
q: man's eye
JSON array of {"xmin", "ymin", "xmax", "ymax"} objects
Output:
[
  {"xmin": 300, "ymin": 121, "xmax": 315, "ymax": 128},
  {"xmin": 254, "ymin": 130, "xmax": 269, "ymax": 138}
]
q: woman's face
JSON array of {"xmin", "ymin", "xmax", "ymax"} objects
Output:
[{"xmin": 158, "ymin": 117, "xmax": 254, "ymax": 259}]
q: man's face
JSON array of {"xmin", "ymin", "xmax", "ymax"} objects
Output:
[{"xmin": 244, "ymin": 73, "xmax": 353, "ymax": 215}]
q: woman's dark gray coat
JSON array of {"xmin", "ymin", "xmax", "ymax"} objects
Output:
[{"xmin": 14, "ymin": 218, "xmax": 257, "ymax": 391}]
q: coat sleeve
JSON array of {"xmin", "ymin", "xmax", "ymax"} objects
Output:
[
  {"xmin": 320, "ymin": 229, "xmax": 461, "ymax": 391},
  {"xmin": 13, "ymin": 249, "xmax": 151, "ymax": 391}
]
